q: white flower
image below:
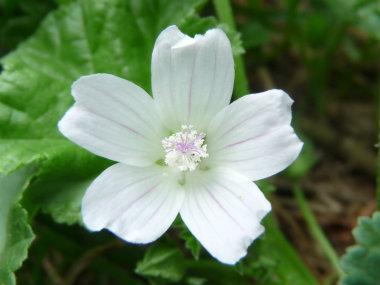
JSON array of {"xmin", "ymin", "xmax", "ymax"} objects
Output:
[{"xmin": 58, "ymin": 25, "xmax": 303, "ymax": 265}]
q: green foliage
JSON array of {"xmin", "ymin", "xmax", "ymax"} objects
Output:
[
  {"xmin": 180, "ymin": 229, "xmax": 202, "ymax": 261},
  {"xmin": 340, "ymin": 212, "xmax": 380, "ymax": 285},
  {"xmin": 136, "ymin": 236, "xmax": 250, "ymax": 285},
  {"xmin": 0, "ymin": 166, "xmax": 36, "ymax": 284},
  {"xmin": 173, "ymin": 217, "xmax": 203, "ymax": 260},
  {"xmin": 249, "ymin": 214, "xmax": 320, "ymax": 285},
  {"xmin": 241, "ymin": 22, "xmax": 270, "ymax": 49},
  {"xmin": 242, "ymin": 0, "xmax": 379, "ymax": 114},
  {"xmin": 136, "ymin": 238, "xmax": 186, "ymax": 284},
  {"xmin": 171, "ymin": 211, "xmax": 318, "ymax": 285},
  {"xmin": 0, "ymin": 0, "xmax": 56, "ymax": 56},
  {"xmin": 321, "ymin": 0, "xmax": 380, "ymax": 39},
  {"xmin": 0, "ymin": 206, "xmax": 34, "ymax": 285}
]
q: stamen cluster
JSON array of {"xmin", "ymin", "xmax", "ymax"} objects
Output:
[{"xmin": 162, "ymin": 125, "xmax": 208, "ymax": 171}]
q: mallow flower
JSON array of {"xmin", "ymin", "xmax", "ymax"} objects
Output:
[{"xmin": 58, "ymin": 25, "xmax": 303, "ymax": 264}]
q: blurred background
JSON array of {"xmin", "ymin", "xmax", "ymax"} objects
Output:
[
  {"xmin": 0, "ymin": 0, "xmax": 379, "ymax": 284},
  {"xmin": 230, "ymin": 0, "xmax": 379, "ymax": 278}
]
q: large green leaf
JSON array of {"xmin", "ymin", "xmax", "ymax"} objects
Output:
[
  {"xmin": 0, "ymin": 0, "xmax": 244, "ymax": 225},
  {"xmin": 340, "ymin": 212, "xmax": 380, "ymax": 285},
  {"xmin": 0, "ymin": 165, "xmax": 36, "ymax": 285}
]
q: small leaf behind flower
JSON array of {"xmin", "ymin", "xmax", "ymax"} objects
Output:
[
  {"xmin": 180, "ymin": 228, "xmax": 202, "ymax": 260},
  {"xmin": 135, "ymin": 238, "xmax": 185, "ymax": 284},
  {"xmin": 173, "ymin": 216, "xmax": 203, "ymax": 260}
]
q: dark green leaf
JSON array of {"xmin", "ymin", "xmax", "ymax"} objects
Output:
[
  {"xmin": 180, "ymin": 228, "xmax": 202, "ymax": 260},
  {"xmin": 0, "ymin": 165, "xmax": 36, "ymax": 285},
  {"xmin": 340, "ymin": 212, "xmax": 380, "ymax": 285},
  {"xmin": 135, "ymin": 238, "xmax": 185, "ymax": 284}
]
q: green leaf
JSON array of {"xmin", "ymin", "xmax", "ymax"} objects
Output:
[
  {"xmin": 185, "ymin": 260, "xmax": 248, "ymax": 285},
  {"xmin": 340, "ymin": 212, "xmax": 380, "ymax": 285},
  {"xmin": 173, "ymin": 216, "xmax": 203, "ymax": 260},
  {"xmin": 248, "ymin": 214, "xmax": 320, "ymax": 285},
  {"xmin": 0, "ymin": 165, "xmax": 36, "ymax": 285},
  {"xmin": 185, "ymin": 276, "xmax": 208, "ymax": 285},
  {"xmin": 180, "ymin": 227, "xmax": 202, "ymax": 260},
  {"xmin": 175, "ymin": 208, "xmax": 317, "ymax": 285},
  {"xmin": 135, "ymin": 238, "xmax": 185, "ymax": 284},
  {"xmin": 22, "ymin": 146, "xmax": 111, "ymax": 225},
  {"xmin": 26, "ymin": 178, "xmax": 92, "ymax": 225},
  {"xmin": 0, "ymin": 0, "xmax": 241, "ymax": 225}
]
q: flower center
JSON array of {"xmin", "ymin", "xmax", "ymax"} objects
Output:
[{"xmin": 162, "ymin": 125, "xmax": 208, "ymax": 171}]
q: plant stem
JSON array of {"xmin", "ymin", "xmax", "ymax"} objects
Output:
[
  {"xmin": 212, "ymin": 0, "xmax": 249, "ymax": 99},
  {"xmin": 294, "ymin": 183, "xmax": 345, "ymax": 279},
  {"xmin": 213, "ymin": 0, "xmax": 236, "ymax": 30}
]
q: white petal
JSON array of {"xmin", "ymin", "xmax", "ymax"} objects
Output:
[
  {"xmin": 207, "ymin": 89, "xmax": 303, "ymax": 181},
  {"xmin": 58, "ymin": 74, "xmax": 166, "ymax": 166},
  {"xmin": 180, "ymin": 167, "xmax": 271, "ymax": 264},
  {"xmin": 82, "ymin": 163, "xmax": 185, "ymax": 243},
  {"xmin": 152, "ymin": 26, "xmax": 234, "ymax": 131}
]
